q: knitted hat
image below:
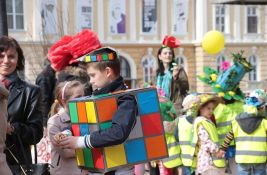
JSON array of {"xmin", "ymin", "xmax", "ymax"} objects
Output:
[
  {"xmin": 182, "ymin": 93, "xmax": 200, "ymax": 117},
  {"xmin": 197, "ymin": 51, "xmax": 253, "ymax": 101},
  {"xmin": 48, "ymin": 29, "xmax": 102, "ymax": 71}
]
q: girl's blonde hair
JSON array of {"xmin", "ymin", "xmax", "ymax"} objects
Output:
[{"xmin": 50, "ymin": 80, "xmax": 84, "ymax": 116}]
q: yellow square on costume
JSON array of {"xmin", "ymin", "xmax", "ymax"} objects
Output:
[
  {"xmin": 85, "ymin": 55, "xmax": 91, "ymax": 62},
  {"xmin": 86, "ymin": 102, "xmax": 97, "ymax": 123},
  {"xmin": 104, "ymin": 144, "xmax": 127, "ymax": 168},
  {"xmin": 76, "ymin": 149, "xmax": 85, "ymax": 166}
]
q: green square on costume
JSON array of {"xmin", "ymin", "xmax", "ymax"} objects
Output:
[
  {"xmin": 84, "ymin": 148, "xmax": 94, "ymax": 168},
  {"xmin": 102, "ymin": 54, "xmax": 109, "ymax": 61},
  {"xmin": 100, "ymin": 121, "xmax": 112, "ymax": 130}
]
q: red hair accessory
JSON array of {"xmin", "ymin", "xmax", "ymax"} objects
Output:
[
  {"xmin": 162, "ymin": 36, "xmax": 181, "ymax": 48},
  {"xmin": 48, "ymin": 29, "xmax": 102, "ymax": 71}
]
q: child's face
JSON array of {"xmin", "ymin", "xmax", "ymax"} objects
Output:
[
  {"xmin": 87, "ymin": 66, "xmax": 111, "ymax": 90},
  {"xmin": 199, "ymin": 102, "xmax": 215, "ymax": 119},
  {"xmin": 63, "ymin": 86, "xmax": 84, "ymax": 111}
]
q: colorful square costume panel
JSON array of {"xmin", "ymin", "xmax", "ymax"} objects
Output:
[{"xmin": 68, "ymin": 88, "xmax": 168, "ymax": 172}]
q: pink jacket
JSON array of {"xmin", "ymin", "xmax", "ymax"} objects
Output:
[{"xmin": 47, "ymin": 109, "xmax": 81, "ymax": 175}]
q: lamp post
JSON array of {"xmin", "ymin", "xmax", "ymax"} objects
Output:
[{"xmin": 0, "ymin": 0, "xmax": 8, "ymax": 36}]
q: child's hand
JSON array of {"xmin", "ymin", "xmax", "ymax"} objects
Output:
[
  {"xmin": 58, "ymin": 136, "xmax": 80, "ymax": 149},
  {"xmin": 53, "ymin": 130, "xmax": 72, "ymax": 145},
  {"xmin": 216, "ymin": 149, "xmax": 225, "ymax": 159}
]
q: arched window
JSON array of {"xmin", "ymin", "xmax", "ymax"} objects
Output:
[
  {"xmin": 248, "ymin": 55, "xmax": 258, "ymax": 81},
  {"xmin": 176, "ymin": 56, "xmax": 185, "ymax": 67},
  {"xmin": 119, "ymin": 56, "xmax": 131, "ymax": 87},
  {"xmin": 141, "ymin": 48, "xmax": 157, "ymax": 83},
  {"xmin": 216, "ymin": 54, "xmax": 226, "ymax": 73},
  {"xmin": 175, "ymin": 48, "xmax": 188, "ymax": 72}
]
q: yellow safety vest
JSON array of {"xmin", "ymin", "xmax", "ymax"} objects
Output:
[
  {"xmin": 191, "ymin": 117, "xmax": 225, "ymax": 168},
  {"xmin": 214, "ymin": 101, "xmax": 244, "ymax": 145},
  {"xmin": 232, "ymin": 118, "xmax": 267, "ymax": 164},
  {"xmin": 162, "ymin": 133, "xmax": 182, "ymax": 168},
  {"xmin": 178, "ymin": 117, "xmax": 196, "ymax": 168}
]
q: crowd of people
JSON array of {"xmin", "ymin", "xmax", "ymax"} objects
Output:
[{"xmin": 0, "ymin": 29, "xmax": 266, "ymax": 175}]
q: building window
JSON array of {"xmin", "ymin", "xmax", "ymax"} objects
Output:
[
  {"xmin": 175, "ymin": 48, "xmax": 188, "ymax": 72},
  {"xmin": 76, "ymin": 0, "xmax": 93, "ymax": 31},
  {"xmin": 215, "ymin": 5, "xmax": 225, "ymax": 32},
  {"xmin": 142, "ymin": 0, "xmax": 157, "ymax": 35},
  {"xmin": 247, "ymin": 6, "xmax": 258, "ymax": 33},
  {"xmin": 216, "ymin": 54, "xmax": 226, "ymax": 73},
  {"xmin": 6, "ymin": 0, "xmax": 24, "ymax": 30},
  {"xmin": 119, "ymin": 56, "xmax": 131, "ymax": 79},
  {"xmin": 119, "ymin": 56, "xmax": 131, "ymax": 88},
  {"xmin": 141, "ymin": 48, "xmax": 157, "ymax": 83},
  {"xmin": 248, "ymin": 55, "xmax": 258, "ymax": 81}
]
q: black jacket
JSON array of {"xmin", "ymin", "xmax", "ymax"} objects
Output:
[
  {"xmin": 35, "ymin": 64, "xmax": 56, "ymax": 127},
  {"xmin": 90, "ymin": 76, "xmax": 137, "ymax": 147},
  {"xmin": 6, "ymin": 78, "xmax": 43, "ymax": 165}
]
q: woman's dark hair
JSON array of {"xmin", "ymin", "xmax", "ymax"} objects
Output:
[
  {"xmin": 156, "ymin": 47, "xmax": 176, "ymax": 76},
  {"xmin": 0, "ymin": 36, "xmax": 25, "ymax": 71}
]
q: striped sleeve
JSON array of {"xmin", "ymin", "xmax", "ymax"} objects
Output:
[
  {"xmin": 84, "ymin": 135, "xmax": 94, "ymax": 149},
  {"xmin": 220, "ymin": 130, "xmax": 234, "ymax": 151}
]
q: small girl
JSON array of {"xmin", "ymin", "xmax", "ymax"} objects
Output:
[
  {"xmin": 191, "ymin": 94, "xmax": 225, "ymax": 175},
  {"xmin": 47, "ymin": 80, "xmax": 85, "ymax": 175}
]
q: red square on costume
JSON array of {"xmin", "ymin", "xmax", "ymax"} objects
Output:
[
  {"xmin": 92, "ymin": 148, "xmax": 105, "ymax": 169},
  {"xmin": 77, "ymin": 102, "xmax": 87, "ymax": 123},
  {"xmin": 97, "ymin": 55, "xmax": 102, "ymax": 61},
  {"xmin": 141, "ymin": 113, "xmax": 163, "ymax": 136},
  {"xmin": 96, "ymin": 98, "xmax": 117, "ymax": 122},
  {"xmin": 72, "ymin": 124, "xmax": 80, "ymax": 136},
  {"xmin": 145, "ymin": 135, "xmax": 167, "ymax": 159}
]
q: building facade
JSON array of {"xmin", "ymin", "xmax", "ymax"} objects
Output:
[{"xmin": 6, "ymin": 0, "xmax": 267, "ymax": 92}]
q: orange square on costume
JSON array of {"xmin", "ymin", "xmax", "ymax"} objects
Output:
[
  {"xmin": 108, "ymin": 53, "xmax": 114, "ymax": 60},
  {"xmin": 96, "ymin": 98, "xmax": 117, "ymax": 122},
  {"xmin": 77, "ymin": 102, "xmax": 87, "ymax": 123},
  {"xmin": 141, "ymin": 113, "xmax": 163, "ymax": 136},
  {"xmin": 145, "ymin": 135, "xmax": 167, "ymax": 159}
]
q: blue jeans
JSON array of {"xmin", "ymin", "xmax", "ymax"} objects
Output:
[
  {"xmin": 183, "ymin": 166, "xmax": 194, "ymax": 175},
  {"xmin": 237, "ymin": 163, "xmax": 266, "ymax": 175}
]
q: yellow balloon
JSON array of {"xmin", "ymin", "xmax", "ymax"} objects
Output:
[{"xmin": 202, "ymin": 30, "xmax": 225, "ymax": 54}]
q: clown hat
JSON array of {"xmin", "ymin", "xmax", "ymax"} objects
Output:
[{"xmin": 197, "ymin": 51, "xmax": 253, "ymax": 101}]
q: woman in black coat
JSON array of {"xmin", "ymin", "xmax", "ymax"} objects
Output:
[{"xmin": 0, "ymin": 36, "xmax": 43, "ymax": 166}]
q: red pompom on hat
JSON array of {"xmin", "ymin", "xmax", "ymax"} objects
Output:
[
  {"xmin": 162, "ymin": 36, "xmax": 181, "ymax": 48},
  {"xmin": 69, "ymin": 29, "xmax": 102, "ymax": 63},
  {"xmin": 48, "ymin": 35, "xmax": 73, "ymax": 71},
  {"xmin": 48, "ymin": 29, "xmax": 102, "ymax": 71}
]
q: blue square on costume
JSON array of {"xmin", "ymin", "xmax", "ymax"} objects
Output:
[
  {"xmin": 125, "ymin": 139, "xmax": 147, "ymax": 163},
  {"xmin": 91, "ymin": 55, "xmax": 97, "ymax": 62},
  {"xmin": 80, "ymin": 124, "xmax": 89, "ymax": 136},
  {"xmin": 137, "ymin": 90, "xmax": 159, "ymax": 115}
]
